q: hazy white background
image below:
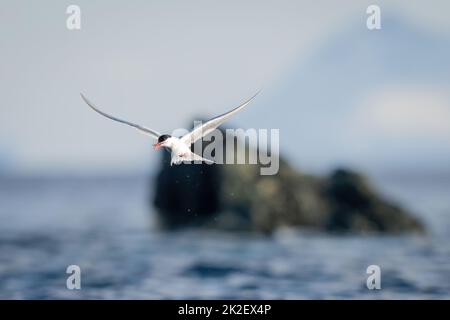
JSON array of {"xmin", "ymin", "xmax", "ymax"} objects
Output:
[{"xmin": 0, "ymin": 0, "xmax": 449, "ymax": 176}]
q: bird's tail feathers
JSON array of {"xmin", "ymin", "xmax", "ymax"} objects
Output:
[{"xmin": 170, "ymin": 152, "xmax": 215, "ymax": 165}]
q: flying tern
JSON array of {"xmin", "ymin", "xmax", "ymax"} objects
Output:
[{"xmin": 80, "ymin": 92, "xmax": 259, "ymax": 165}]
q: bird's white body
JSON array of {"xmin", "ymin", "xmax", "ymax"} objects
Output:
[
  {"xmin": 80, "ymin": 91, "xmax": 259, "ymax": 166},
  {"xmin": 163, "ymin": 137, "xmax": 210, "ymax": 165}
]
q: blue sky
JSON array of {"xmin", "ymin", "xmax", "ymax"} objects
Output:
[{"xmin": 0, "ymin": 0, "xmax": 449, "ymax": 176}]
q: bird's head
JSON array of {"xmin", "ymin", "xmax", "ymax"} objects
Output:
[{"xmin": 153, "ymin": 134, "xmax": 172, "ymax": 150}]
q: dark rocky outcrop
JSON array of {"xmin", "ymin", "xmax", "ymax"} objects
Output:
[{"xmin": 152, "ymin": 129, "xmax": 425, "ymax": 234}]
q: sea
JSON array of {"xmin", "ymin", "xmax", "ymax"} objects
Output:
[{"xmin": 0, "ymin": 173, "xmax": 449, "ymax": 299}]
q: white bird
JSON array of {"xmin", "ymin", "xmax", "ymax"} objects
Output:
[{"xmin": 80, "ymin": 92, "xmax": 259, "ymax": 165}]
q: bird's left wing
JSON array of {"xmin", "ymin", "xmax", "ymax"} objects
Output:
[
  {"xmin": 180, "ymin": 91, "xmax": 260, "ymax": 146},
  {"xmin": 80, "ymin": 93, "xmax": 161, "ymax": 140}
]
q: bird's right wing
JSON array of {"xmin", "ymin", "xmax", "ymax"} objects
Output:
[
  {"xmin": 180, "ymin": 91, "xmax": 260, "ymax": 146},
  {"xmin": 80, "ymin": 93, "xmax": 161, "ymax": 140}
]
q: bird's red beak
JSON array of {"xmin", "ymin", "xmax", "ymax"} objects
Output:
[{"xmin": 153, "ymin": 143, "xmax": 161, "ymax": 150}]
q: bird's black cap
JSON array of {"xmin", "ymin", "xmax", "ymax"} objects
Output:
[{"xmin": 158, "ymin": 134, "xmax": 171, "ymax": 143}]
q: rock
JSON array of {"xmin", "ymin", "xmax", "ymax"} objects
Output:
[
  {"xmin": 152, "ymin": 128, "xmax": 425, "ymax": 234},
  {"xmin": 153, "ymin": 151, "xmax": 222, "ymax": 229},
  {"xmin": 324, "ymin": 169, "xmax": 424, "ymax": 233}
]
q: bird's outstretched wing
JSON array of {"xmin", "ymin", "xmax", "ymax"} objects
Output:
[
  {"xmin": 180, "ymin": 91, "xmax": 260, "ymax": 146},
  {"xmin": 80, "ymin": 93, "xmax": 161, "ymax": 139}
]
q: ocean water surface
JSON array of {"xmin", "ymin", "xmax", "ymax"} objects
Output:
[{"xmin": 0, "ymin": 174, "xmax": 449, "ymax": 299}]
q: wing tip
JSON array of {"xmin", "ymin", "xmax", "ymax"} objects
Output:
[
  {"xmin": 250, "ymin": 89, "xmax": 262, "ymax": 101},
  {"xmin": 79, "ymin": 92, "xmax": 91, "ymax": 105}
]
